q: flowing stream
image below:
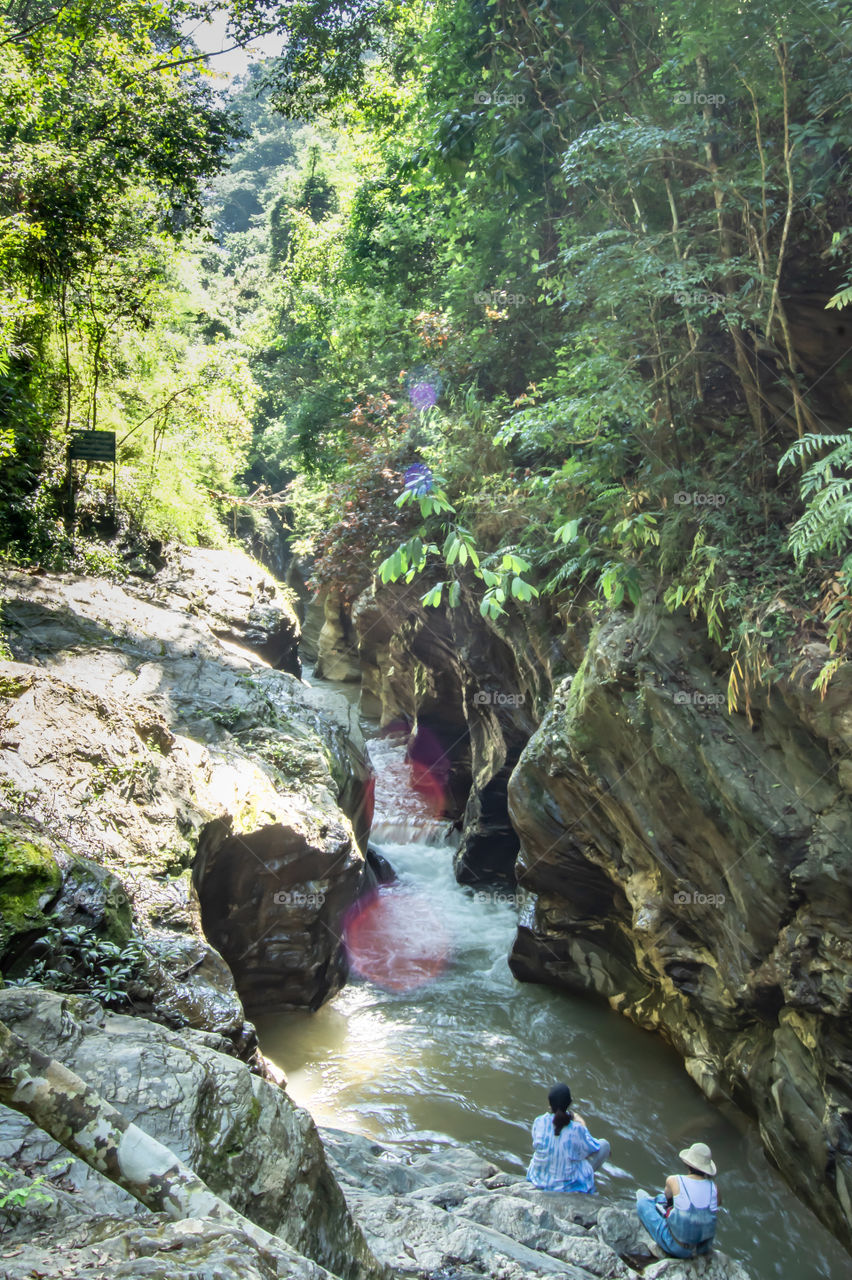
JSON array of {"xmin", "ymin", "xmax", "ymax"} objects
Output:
[{"xmin": 255, "ymin": 682, "xmax": 848, "ymax": 1280}]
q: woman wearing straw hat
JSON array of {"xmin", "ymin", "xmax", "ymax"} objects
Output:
[{"xmin": 636, "ymin": 1142, "xmax": 720, "ymax": 1258}]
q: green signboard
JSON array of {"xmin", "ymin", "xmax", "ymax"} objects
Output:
[{"xmin": 69, "ymin": 430, "xmax": 116, "ymax": 462}]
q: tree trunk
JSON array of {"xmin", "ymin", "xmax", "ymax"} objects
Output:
[{"xmin": 0, "ymin": 1017, "xmax": 315, "ymax": 1267}]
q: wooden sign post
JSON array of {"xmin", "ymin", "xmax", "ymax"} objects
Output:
[{"xmin": 67, "ymin": 430, "xmax": 117, "ymax": 526}]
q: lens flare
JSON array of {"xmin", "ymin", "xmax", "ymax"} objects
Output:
[
  {"xmin": 403, "ymin": 463, "xmax": 433, "ymax": 496},
  {"xmin": 409, "ymin": 381, "xmax": 438, "ymax": 410},
  {"xmin": 343, "ymin": 887, "xmax": 451, "ymax": 992},
  {"xmin": 404, "ymin": 366, "xmax": 443, "ymax": 411},
  {"xmin": 406, "ymin": 725, "xmax": 449, "ymax": 816}
]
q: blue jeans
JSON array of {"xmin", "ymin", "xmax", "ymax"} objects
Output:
[
  {"xmin": 636, "ymin": 1192, "xmax": 715, "ymax": 1258},
  {"xmin": 590, "ymin": 1138, "xmax": 611, "ymax": 1173}
]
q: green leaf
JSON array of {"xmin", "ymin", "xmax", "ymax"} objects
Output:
[{"xmin": 555, "ymin": 518, "xmax": 581, "ymax": 544}]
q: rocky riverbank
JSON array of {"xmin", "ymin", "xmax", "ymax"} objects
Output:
[
  {"xmin": 0, "ymin": 548, "xmax": 794, "ymax": 1279},
  {"xmin": 306, "ymin": 578, "xmax": 852, "ymax": 1253},
  {"xmin": 0, "ymin": 988, "xmax": 750, "ymax": 1280}
]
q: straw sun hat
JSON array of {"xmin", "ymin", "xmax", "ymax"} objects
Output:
[{"xmin": 678, "ymin": 1142, "xmax": 717, "ymax": 1177}]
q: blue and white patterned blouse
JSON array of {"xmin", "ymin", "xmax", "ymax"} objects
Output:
[{"xmin": 526, "ymin": 1114, "xmax": 601, "ymax": 1193}]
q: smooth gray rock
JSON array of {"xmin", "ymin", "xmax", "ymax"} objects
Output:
[
  {"xmin": 0, "ymin": 554, "xmax": 374, "ymax": 1016},
  {"xmin": 321, "ymin": 1129, "xmax": 750, "ymax": 1280},
  {"xmin": 0, "ymin": 988, "xmax": 379, "ymax": 1280}
]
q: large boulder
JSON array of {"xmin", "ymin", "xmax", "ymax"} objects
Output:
[
  {"xmin": 0, "ymin": 556, "xmax": 374, "ymax": 1021},
  {"xmin": 0, "ymin": 987, "xmax": 381, "ymax": 1280},
  {"xmin": 192, "ymin": 799, "xmax": 364, "ymax": 1013},
  {"xmin": 150, "ymin": 544, "xmax": 302, "ymax": 674}
]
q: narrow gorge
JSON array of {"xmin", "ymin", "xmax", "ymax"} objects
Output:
[{"xmin": 299, "ymin": 574, "xmax": 852, "ymax": 1261}]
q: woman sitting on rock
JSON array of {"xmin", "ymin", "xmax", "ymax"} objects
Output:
[
  {"xmin": 636, "ymin": 1142, "xmax": 720, "ymax": 1258},
  {"xmin": 526, "ymin": 1083, "xmax": 610, "ymax": 1194}
]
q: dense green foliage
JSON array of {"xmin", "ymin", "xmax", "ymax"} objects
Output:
[
  {"xmin": 3, "ymin": 1, "xmax": 852, "ymax": 701},
  {"xmin": 0, "ymin": 0, "xmax": 269, "ymax": 561},
  {"xmin": 248, "ymin": 0, "xmax": 852, "ymax": 703}
]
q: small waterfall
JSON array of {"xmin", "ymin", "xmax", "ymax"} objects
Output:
[
  {"xmin": 365, "ymin": 732, "xmax": 455, "ymax": 849},
  {"xmin": 369, "ymin": 817, "xmax": 452, "ymax": 846}
]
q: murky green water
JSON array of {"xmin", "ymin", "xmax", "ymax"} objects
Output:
[{"xmin": 256, "ymin": 695, "xmax": 849, "ymax": 1280}]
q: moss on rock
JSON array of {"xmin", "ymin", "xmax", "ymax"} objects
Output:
[{"xmin": 0, "ymin": 816, "xmax": 62, "ymax": 965}]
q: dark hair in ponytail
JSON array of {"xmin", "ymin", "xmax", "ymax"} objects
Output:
[{"xmin": 548, "ymin": 1083, "xmax": 573, "ymax": 1135}]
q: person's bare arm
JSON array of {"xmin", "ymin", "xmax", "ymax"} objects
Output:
[
  {"xmin": 664, "ymin": 1174, "xmax": 679, "ymax": 1204},
  {"xmin": 572, "ymin": 1111, "xmax": 587, "ymax": 1126}
]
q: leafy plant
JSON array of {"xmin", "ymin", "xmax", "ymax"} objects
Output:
[
  {"xmin": 11, "ymin": 924, "xmax": 149, "ymax": 1008},
  {"xmin": 0, "ymin": 1162, "xmax": 67, "ymax": 1213},
  {"xmin": 378, "ymin": 469, "xmax": 540, "ymax": 619}
]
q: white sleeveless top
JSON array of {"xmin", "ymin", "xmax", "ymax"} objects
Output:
[{"xmin": 673, "ymin": 1175, "xmax": 718, "ymax": 1212}]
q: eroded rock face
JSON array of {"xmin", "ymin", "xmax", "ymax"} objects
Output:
[
  {"xmin": 507, "ymin": 602, "xmax": 852, "ymax": 1250},
  {"xmin": 0, "ymin": 988, "xmax": 381, "ymax": 1280},
  {"xmin": 0, "ymin": 554, "xmax": 372, "ymax": 1024},
  {"xmin": 352, "ymin": 582, "xmax": 547, "ymax": 877},
  {"xmin": 315, "ymin": 591, "xmax": 362, "ymax": 682},
  {"xmin": 194, "ymin": 809, "xmax": 364, "ymax": 1012},
  {"xmin": 153, "ymin": 545, "xmax": 301, "ymax": 675}
]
